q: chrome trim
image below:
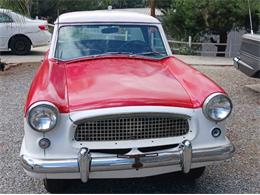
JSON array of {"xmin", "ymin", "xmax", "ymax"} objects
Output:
[
  {"xmin": 74, "ymin": 112, "xmax": 191, "ymax": 125},
  {"xmin": 21, "ymin": 155, "xmax": 79, "ymax": 173},
  {"xmin": 74, "ymin": 113, "xmax": 190, "ymax": 142},
  {"xmin": 233, "ymin": 57, "xmax": 239, "ymax": 69},
  {"xmin": 234, "ymin": 57, "xmax": 255, "ymax": 70},
  {"xmin": 202, "ymin": 93, "xmax": 233, "ymax": 122},
  {"xmin": 26, "ymin": 101, "xmax": 59, "ymax": 115},
  {"xmin": 233, "ymin": 57, "xmax": 239, "ymax": 62},
  {"xmin": 21, "ymin": 141, "xmax": 235, "ymax": 181},
  {"xmin": 26, "ymin": 101, "xmax": 60, "ymax": 132},
  {"xmin": 180, "ymin": 140, "xmax": 192, "ymax": 173},
  {"xmin": 78, "ymin": 148, "xmax": 91, "ymax": 183}
]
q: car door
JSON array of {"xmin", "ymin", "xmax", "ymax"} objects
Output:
[{"xmin": 0, "ymin": 12, "xmax": 15, "ymax": 50}]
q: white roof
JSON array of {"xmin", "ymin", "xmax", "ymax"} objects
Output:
[
  {"xmin": 111, "ymin": 8, "xmax": 163, "ymax": 16},
  {"xmin": 56, "ymin": 10, "xmax": 160, "ymax": 24}
]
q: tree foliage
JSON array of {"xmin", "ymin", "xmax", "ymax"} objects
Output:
[
  {"xmin": 157, "ymin": 0, "xmax": 260, "ymax": 56},
  {"xmin": 159, "ymin": 0, "xmax": 260, "ymax": 40},
  {"xmin": 0, "ymin": 0, "xmax": 147, "ymax": 22},
  {"xmin": 108, "ymin": 0, "xmax": 146, "ymax": 8},
  {"xmin": 30, "ymin": 0, "xmax": 107, "ymax": 22},
  {"xmin": 0, "ymin": 0, "xmax": 31, "ymax": 16}
]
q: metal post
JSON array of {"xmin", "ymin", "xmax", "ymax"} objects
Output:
[
  {"xmin": 188, "ymin": 36, "xmax": 192, "ymax": 48},
  {"xmin": 247, "ymin": 0, "xmax": 254, "ymax": 34},
  {"xmin": 228, "ymin": 41, "xmax": 232, "ymax": 57}
]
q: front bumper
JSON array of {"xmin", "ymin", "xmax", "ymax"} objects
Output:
[
  {"xmin": 21, "ymin": 140, "xmax": 235, "ymax": 182},
  {"xmin": 234, "ymin": 57, "xmax": 260, "ymax": 78}
]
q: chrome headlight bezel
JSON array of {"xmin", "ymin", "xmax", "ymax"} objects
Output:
[
  {"xmin": 203, "ymin": 93, "xmax": 232, "ymax": 122},
  {"xmin": 27, "ymin": 102, "xmax": 59, "ymax": 132}
]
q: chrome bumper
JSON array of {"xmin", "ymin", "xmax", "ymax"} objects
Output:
[
  {"xmin": 233, "ymin": 57, "xmax": 259, "ymax": 78},
  {"xmin": 233, "ymin": 57, "xmax": 255, "ymax": 71},
  {"xmin": 21, "ymin": 140, "xmax": 235, "ymax": 182}
]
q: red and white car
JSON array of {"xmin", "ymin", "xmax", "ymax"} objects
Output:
[
  {"xmin": 20, "ymin": 10, "xmax": 235, "ymax": 193},
  {"xmin": 0, "ymin": 9, "xmax": 51, "ymax": 54}
]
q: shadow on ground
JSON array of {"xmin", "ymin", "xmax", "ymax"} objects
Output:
[
  {"xmin": 0, "ymin": 50, "xmax": 45, "ymax": 56},
  {"xmin": 59, "ymin": 173, "xmax": 199, "ymax": 194}
]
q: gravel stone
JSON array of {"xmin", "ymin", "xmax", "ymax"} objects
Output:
[{"xmin": 0, "ymin": 63, "xmax": 259, "ymax": 193}]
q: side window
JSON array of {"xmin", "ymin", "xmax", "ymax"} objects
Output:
[{"xmin": 0, "ymin": 13, "xmax": 13, "ymax": 23}]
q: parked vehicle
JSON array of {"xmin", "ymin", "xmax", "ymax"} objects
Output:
[
  {"xmin": 0, "ymin": 9, "xmax": 51, "ymax": 55},
  {"xmin": 234, "ymin": 34, "xmax": 260, "ymax": 78},
  {"xmin": 20, "ymin": 10, "xmax": 235, "ymax": 193}
]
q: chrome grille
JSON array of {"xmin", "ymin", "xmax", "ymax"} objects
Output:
[{"xmin": 74, "ymin": 114, "xmax": 189, "ymax": 142}]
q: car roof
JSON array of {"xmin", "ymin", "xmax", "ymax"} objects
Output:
[{"xmin": 55, "ymin": 10, "xmax": 161, "ymax": 24}]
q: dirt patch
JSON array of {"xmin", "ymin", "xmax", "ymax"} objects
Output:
[{"xmin": 0, "ymin": 62, "xmax": 39, "ymax": 75}]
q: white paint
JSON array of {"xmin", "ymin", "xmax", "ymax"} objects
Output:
[
  {"xmin": 0, "ymin": 9, "xmax": 51, "ymax": 51},
  {"xmin": 22, "ymin": 106, "xmax": 229, "ymax": 157},
  {"xmin": 55, "ymin": 10, "xmax": 160, "ymax": 24}
]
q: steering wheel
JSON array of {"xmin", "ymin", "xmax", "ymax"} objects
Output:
[{"xmin": 118, "ymin": 40, "xmax": 151, "ymax": 53}]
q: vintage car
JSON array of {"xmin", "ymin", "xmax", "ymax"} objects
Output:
[
  {"xmin": 20, "ymin": 10, "xmax": 235, "ymax": 193},
  {"xmin": 234, "ymin": 34, "xmax": 260, "ymax": 78}
]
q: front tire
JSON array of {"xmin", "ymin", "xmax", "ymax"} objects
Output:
[
  {"xmin": 10, "ymin": 36, "xmax": 31, "ymax": 55},
  {"xmin": 43, "ymin": 179, "xmax": 68, "ymax": 193}
]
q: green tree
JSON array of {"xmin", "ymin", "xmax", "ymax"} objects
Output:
[
  {"xmin": 30, "ymin": 0, "xmax": 107, "ymax": 22},
  {"xmin": 158, "ymin": 0, "xmax": 260, "ymax": 56},
  {"xmin": 29, "ymin": 0, "xmax": 146, "ymax": 22},
  {"xmin": 1, "ymin": 0, "xmax": 147, "ymax": 22},
  {"xmin": 0, "ymin": 0, "xmax": 31, "ymax": 16}
]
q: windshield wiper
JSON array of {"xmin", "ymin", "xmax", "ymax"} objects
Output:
[
  {"xmin": 64, "ymin": 52, "xmax": 134, "ymax": 63},
  {"xmin": 131, "ymin": 51, "xmax": 166, "ymax": 57},
  {"xmin": 65, "ymin": 51, "xmax": 166, "ymax": 63},
  {"xmin": 93, "ymin": 52, "xmax": 133, "ymax": 57}
]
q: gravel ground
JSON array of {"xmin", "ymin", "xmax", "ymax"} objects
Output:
[{"xmin": 0, "ymin": 63, "xmax": 259, "ymax": 193}]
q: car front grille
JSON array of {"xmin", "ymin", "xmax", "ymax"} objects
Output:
[{"xmin": 74, "ymin": 113, "xmax": 189, "ymax": 142}]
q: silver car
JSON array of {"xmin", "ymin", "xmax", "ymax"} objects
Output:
[{"xmin": 234, "ymin": 34, "xmax": 260, "ymax": 78}]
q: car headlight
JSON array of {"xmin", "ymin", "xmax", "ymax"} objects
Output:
[
  {"xmin": 27, "ymin": 102, "xmax": 59, "ymax": 132},
  {"xmin": 203, "ymin": 93, "xmax": 232, "ymax": 122}
]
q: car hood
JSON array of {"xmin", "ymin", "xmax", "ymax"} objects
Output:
[
  {"xmin": 64, "ymin": 56, "xmax": 224, "ymax": 112},
  {"xmin": 24, "ymin": 56, "xmax": 225, "ymax": 113}
]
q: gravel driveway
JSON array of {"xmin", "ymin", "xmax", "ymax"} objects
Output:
[{"xmin": 0, "ymin": 63, "xmax": 259, "ymax": 193}]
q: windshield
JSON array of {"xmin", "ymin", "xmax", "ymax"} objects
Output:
[{"xmin": 55, "ymin": 24, "xmax": 168, "ymax": 60}]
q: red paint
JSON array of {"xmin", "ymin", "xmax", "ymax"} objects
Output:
[
  {"xmin": 38, "ymin": 25, "xmax": 48, "ymax": 31},
  {"xmin": 24, "ymin": 55, "xmax": 225, "ymax": 113},
  {"xmin": 165, "ymin": 57, "xmax": 225, "ymax": 107},
  {"xmin": 24, "ymin": 58, "xmax": 69, "ymax": 114}
]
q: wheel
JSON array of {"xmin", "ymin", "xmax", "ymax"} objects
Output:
[
  {"xmin": 10, "ymin": 36, "xmax": 31, "ymax": 55},
  {"xmin": 177, "ymin": 167, "xmax": 206, "ymax": 180},
  {"xmin": 43, "ymin": 179, "xmax": 68, "ymax": 193}
]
